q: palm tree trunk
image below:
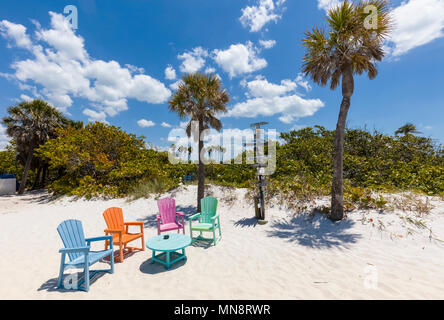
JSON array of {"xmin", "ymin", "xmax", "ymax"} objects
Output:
[
  {"xmin": 197, "ymin": 119, "xmax": 205, "ymax": 212},
  {"xmin": 330, "ymin": 64, "xmax": 354, "ymax": 221},
  {"xmin": 32, "ymin": 165, "xmax": 42, "ymax": 190},
  {"xmin": 41, "ymin": 164, "xmax": 48, "ymax": 187},
  {"xmin": 18, "ymin": 150, "xmax": 33, "ymax": 194}
]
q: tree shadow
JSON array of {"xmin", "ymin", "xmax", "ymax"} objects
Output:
[
  {"xmin": 233, "ymin": 217, "xmax": 258, "ymax": 228},
  {"xmin": 0, "ymin": 189, "xmax": 62, "ymax": 204},
  {"xmin": 267, "ymin": 212, "xmax": 361, "ymax": 249},
  {"xmin": 38, "ymin": 271, "xmax": 106, "ymax": 293},
  {"xmin": 137, "ymin": 205, "xmax": 197, "ymax": 228},
  {"xmin": 139, "ymin": 256, "xmax": 187, "ymax": 274}
]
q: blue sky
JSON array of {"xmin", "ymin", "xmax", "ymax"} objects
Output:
[{"xmin": 0, "ymin": 0, "xmax": 443, "ymax": 152}]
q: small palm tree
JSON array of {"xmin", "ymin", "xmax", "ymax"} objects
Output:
[
  {"xmin": 206, "ymin": 145, "xmax": 217, "ymax": 163},
  {"xmin": 395, "ymin": 123, "xmax": 421, "ymax": 136},
  {"xmin": 2, "ymin": 99, "xmax": 67, "ymax": 194},
  {"xmin": 187, "ymin": 145, "xmax": 193, "ymax": 162},
  {"xmin": 215, "ymin": 145, "xmax": 226, "ymax": 163},
  {"xmin": 302, "ymin": 0, "xmax": 391, "ymax": 220},
  {"xmin": 169, "ymin": 73, "xmax": 229, "ymax": 211},
  {"xmin": 177, "ymin": 145, "xmax": 187, "ymax": 161}
]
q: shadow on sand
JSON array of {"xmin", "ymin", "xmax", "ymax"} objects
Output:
[
  {"xmin": 139, "ymin": 256, "xmax": 187, "ymax": 275},
  {"xmin": 266, "ymin": 212, "xmax": 361, "ymax": 249},
  {"xmin": 233, "ymin": 217, "xmax": 258, "ymax": 228},
  {"xmin": 0, "ymin": 189, "xmax": 63, "ymax": 204}
]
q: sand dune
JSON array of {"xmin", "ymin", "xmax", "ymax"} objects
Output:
[{"xmin": 0, "ymin": 185, "xmax": 443, "ymax": 299}]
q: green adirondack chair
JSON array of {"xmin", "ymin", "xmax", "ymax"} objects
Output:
[{"xmin": 189, "ymin": 196, "xmax": 221, "ymax": 246}]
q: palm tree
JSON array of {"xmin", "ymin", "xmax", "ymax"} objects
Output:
[
  {"xmin": 177, "ymin": 145, "xmax": 187, "ymax": 161},
  {"xmin": 187, "ymin": 145, "xmax": 193, "ymax": 162},
  {"xmin": 2, "ymin": 99, "xmax": 67, "ymax": 194},
  {"xmin": 169, "ymin": 73, "xmax": 229, "ymax": 211},
  {"xmin": 214, "ymin": 145, "xmax": 226, "ymax": 163},
  {"xmin": 302, "ymin": 0, "xmax": 391, "ymax": 221},
  {"xmin": 395, "ymin": 123, "xmax": 421, "ymax": 136},
  {"xmin": 206, "ymin": 145, "xmax": 216, "ymax": 163}
]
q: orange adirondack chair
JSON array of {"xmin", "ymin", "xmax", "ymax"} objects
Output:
[{"xmin": 103, "ymin": 207, "xmax": 145, "ymax": 262}]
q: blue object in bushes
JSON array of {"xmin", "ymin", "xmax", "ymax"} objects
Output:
[{"xmin": 0, "ymin": 174, "xmax": 16, "ymax": 179}]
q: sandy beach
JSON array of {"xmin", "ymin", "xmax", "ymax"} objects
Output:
[{"xmin": 0, "ymin": 185, "xmax": 443, "ymax": 300}]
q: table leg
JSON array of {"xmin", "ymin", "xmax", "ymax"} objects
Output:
[
  {"xmin": 151, "ymin": 250, "xmax": 155, "ymax": 264},
  {"xmin": 166, "ymin": 251, "xmax": 170, "ymax": 269}
]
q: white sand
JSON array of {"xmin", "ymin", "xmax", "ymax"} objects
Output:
[{"xmin": 1, "ymin": 185, "xmax": 444, "ymax": 299}]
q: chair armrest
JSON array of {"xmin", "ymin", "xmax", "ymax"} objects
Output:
[
  {"xmin": 210, "ymin": 213, "xmax": 220, "ymax": 221},
  {"xmin": 176, "ymin": 212, "xmax": 184, "ymax": 217},
  {"xmin": 85, "ymin": 235, "xmax": 113, "ymax": 244},
  {"xmin": 189, "ymin": 213, "xmax": 201, "ymax": 221},
  {"xmin": 104, "ymin": 229, "xmax": 122, "ymax": 236},
  {"xmin": 124, "ymin": 222, "xmax": 144, "ymax": 226},
  {"xmin": 59, "ymin": 246, "xmax": 90, "ymax": 254}
]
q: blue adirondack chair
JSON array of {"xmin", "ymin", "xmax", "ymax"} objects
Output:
[
  {"xmin": 189, "ymin": 196, "xmax": 222, "ymax": 246},
  {"xmin": 57, "ymin": 219, "xmax": 114, "ymax": 292}
]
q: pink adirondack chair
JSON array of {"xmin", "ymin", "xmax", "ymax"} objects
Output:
[{"xmin": 157, "ymin": 198, "xmax": 185, "ymax": 235}]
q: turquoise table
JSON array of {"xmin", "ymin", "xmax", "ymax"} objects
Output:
[{"xmin": 146, "ymin": 233, "xmax": 192, "ymax": 269}]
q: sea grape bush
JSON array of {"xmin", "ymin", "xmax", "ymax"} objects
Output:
[
  {"xmin": 35, "ymin": 122, "xmax": 176, "ymax": 198},
  {"xmin": 2, "ymin": 123, "xmax": 442, "ymax": 201}
]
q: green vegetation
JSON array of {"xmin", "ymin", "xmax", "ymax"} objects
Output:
[
  {"xmin": 0, "ymin": 145, "xmax": 23, "ymax": 179},
  {"xmin": 2, "ymin": 100, "xmax": 72, "ymax": 193},
  {"xmin": 35, "ymin": 122, "xmax": 181, "ymax": 198},
  {"xmin": 2, "ymin": 119, "xmax": 443, "ymax": 206}
]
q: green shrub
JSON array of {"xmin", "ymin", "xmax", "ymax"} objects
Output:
[{"xmin": 128, "ymin": 176, "xmax": 177, "ymax": 200}]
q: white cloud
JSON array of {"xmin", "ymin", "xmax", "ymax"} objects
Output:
[
  {"xmin": 244, "ymin": 76, "xmax": 297, "ymax": 98},
  {"xmin": 82, "ymin": 108, "xmax": 108, "ymax": 123},
  {"xmin": 0, "ymin": 20, "xmax": 32, "ymax": 49},
  {"xmin": 317, "ymin": 0, "xmax": 341, "ymax": 11},
  {"xmin": 295, "ymin": 73, "xmax": 311, "ymax": 91},
  {"xmin": 0, "ymin": 12, "xmax": 171, "ymax": 121},
  {"xmin": 125, "ymin": 64, "xmax": 145, "ymax": 74},
  {"xmin": 137, "ymin": 119, "xmax": 155, "ymax": 128},
  {"xmin": 0, "ymin": 124, "xmax": 10, "ymax": 150},
  {"xmin": 205, "ymin": 67, "xmax": 216, "ymax": 74},
  {"xmin": 213, "ymin": 42, "xmax": 267, "ymax": 78},
  {"xmin": 169, "ymin": 79, "xmax": 183, "ymax": 91},
  {"xmin": 387, "ymin": 0, "xmax": 444, "ymax": 57},
  {"xmin": 165, "ymin": 65, "xmax": 176, "ymax": 80},
  {"xmin": 178, "ymin": 47, "xmax": 208, "ymax": 73},
  {"xmin": 161, "ymin": 122, "xmax": 172, "ymax": 128},
  {"xmin": 20, "ymin": 94, "xmax": 33, "ymax": 101},
  {"xmin": 226, "ymin": 76, "xmax": 324, "ymax": 123},
  {"xmin": 35, "ymin": 12, "xmax": 88, "ymax": 61},
  {"xmin": 316, "ymin": 0, "xmax": 444, "ymax": 57},
  {"xmin": 239, "ymin": 0, "xmax": 286, "ymax": 32},
  {"xmin": 259, "ymin": 39, "xmax": 276, "ymax": 49}
]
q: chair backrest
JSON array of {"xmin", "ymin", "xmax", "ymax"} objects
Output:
[
  {"xmin": 57, "ymin": 219, "xmax": 86, "ymax": 261},
  {"xmin": 200, "ymin": 196, "xmax": 218, "ymax": 223},
  {"xmin": 157, "ymin": 198, "xmax": 176, "ymax": 224},
  {"xmin": 103, "ymin": 207, "xmax": 125, "ymax": 232}
]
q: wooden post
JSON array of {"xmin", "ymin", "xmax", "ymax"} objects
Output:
[{"xmin": 249, "ymin": 122, "xmax": 269, "ymax": 224}]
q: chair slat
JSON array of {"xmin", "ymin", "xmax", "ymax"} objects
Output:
[
  {"xmin": 201, "ymin": 196, "xmax": 217, "ymax": 223},
  {"xmin": 57, "ymin": 219, "xmax": 86, "ymax": 261}
]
